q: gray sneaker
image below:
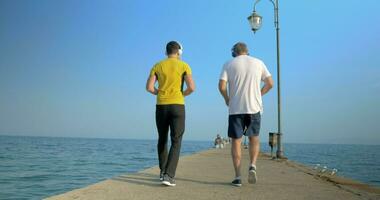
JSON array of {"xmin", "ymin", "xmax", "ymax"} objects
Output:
[
  {"xmin": 248, "ymin": 166, "xmax": 257, "ymax": 184},
  {"xmin": 162, "ymin": 174, "xmax": 176, "ymax": 186},
  {"xmin": 159, "ymin": 171, "xmax": 164, "ymax": 181}
]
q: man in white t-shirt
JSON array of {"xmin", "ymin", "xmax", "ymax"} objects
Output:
[{"xmin": 219, "ymin": 42, "xmax": 273, "ymax": 187}]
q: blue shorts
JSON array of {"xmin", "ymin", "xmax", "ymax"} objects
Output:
[{"xmin": 228, "ymin": 112, "xmax": 261, "ymax": 139}]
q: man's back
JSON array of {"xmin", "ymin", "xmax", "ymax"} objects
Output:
[
  {"xmin": 220, "ymin": 55, "xmax": 271, "ymax": 115},
  {"xmin": 150, "ymin": 58, "xmax": 191, "ymax": 105}
]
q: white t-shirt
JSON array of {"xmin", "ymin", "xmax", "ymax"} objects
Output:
[{"xmin": 220, "ymin": 55, "xmax": 271, "ymax": 115}]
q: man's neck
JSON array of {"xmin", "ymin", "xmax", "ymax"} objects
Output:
[{"xmin": 167, "ymin": 54, "xmax": 179, "ymax": 59}]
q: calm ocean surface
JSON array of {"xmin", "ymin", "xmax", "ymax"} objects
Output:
[{"xmin": 0, "ymin": 136, "xmax": 379, "ymax": 200}]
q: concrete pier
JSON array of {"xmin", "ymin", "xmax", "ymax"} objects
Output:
[{"xmin": 45, "ymin": 146, "xmax": 380, "ymax": 200}]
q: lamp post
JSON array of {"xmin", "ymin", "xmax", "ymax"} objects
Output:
[{"xmin": 248, "ymin": 0, "xmax": 284, "ymax": 158}]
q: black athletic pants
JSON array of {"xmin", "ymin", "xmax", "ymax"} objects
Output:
[{"xmin": 156, "ymin": 104, "xmax": 185, "ymax": 178}]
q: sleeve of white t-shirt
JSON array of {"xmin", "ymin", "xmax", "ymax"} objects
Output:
[
  {"xmin": 219, "ymin": 63, "xmax": 228, "ymax": 81},
  {"xmin": 261, "ymin": 62, "xmax": 271, "ymax": 81}
]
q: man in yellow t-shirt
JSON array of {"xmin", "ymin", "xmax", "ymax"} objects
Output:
[{"xmin": 146, "ymin": 41, "xmax": 195, "ymax": 186}]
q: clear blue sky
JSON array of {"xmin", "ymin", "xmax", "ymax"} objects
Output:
[{"xmin": 0, "ymin": 0, "xmax": 379, "ymax": 144}]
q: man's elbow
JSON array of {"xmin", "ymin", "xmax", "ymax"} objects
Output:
[
  {"xmin": 188, "ymin": 85, "xmax": 195, "ymax": 93},
  {"xmin": 267, "ymin": 82, "xmax": 274, "ymax": 89},
  {"xmin": 218, "ymin": 87, "xmax": 224, "ymax": 94},
  {"xmin": 266, "ymin": 78, "xmax": 274, "ymax": 89},
  {"xmin": 146, "ymin": 85, "xmax": 154, "ymax": 93}
]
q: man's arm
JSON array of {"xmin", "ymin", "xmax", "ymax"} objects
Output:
[
  {"xmin": 218, "ymin": 79, "xmax": 229, "ymax": 106},
  {"xmin": 183, "ymin": 74, "xmax": 195, "ymax": 96},
  {"xmin": 261, "ymin": 76, "xmax": 274, "ymax": 96},
  {"xmin": 146, "ymin": 75, "xmax": 158, "ymax": 95}
]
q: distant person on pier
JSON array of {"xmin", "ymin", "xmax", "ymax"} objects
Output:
[
  {"xmin": 214, "ymin": 134, "xmax": 224, "ymax": 148},
  {"xmin": 218, "ymin": 42, "xmax": 273, "ymax": 187},
  {"xmin": 146, "ymin": 41, "xmax": 195, "ymax": 187}
]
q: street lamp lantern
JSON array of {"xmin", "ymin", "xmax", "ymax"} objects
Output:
[{"xmin": 248, "ymin": 11, "xmax": 262, "ymax": 33}]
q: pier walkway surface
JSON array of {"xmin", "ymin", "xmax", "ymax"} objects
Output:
[{"xmin": 46, "ymin": 145, "xmax": 380, "ymax": 200}]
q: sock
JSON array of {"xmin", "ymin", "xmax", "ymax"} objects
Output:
[
  {"xmin": 250, "ymin": 164, "xmax": 257, "ymax": 170},
  {"xmin": 235, "ymin": 176, "xmax": 241, "ymax": 180}
]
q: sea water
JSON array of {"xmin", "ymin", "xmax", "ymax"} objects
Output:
[{"xmin": 0, "ymin": 136, "xmax": 379, "ymax": 200}]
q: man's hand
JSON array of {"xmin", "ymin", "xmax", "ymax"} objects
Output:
[{"xmin": 219, "ymin": 79, "xmax": 229, "ymax": 107}]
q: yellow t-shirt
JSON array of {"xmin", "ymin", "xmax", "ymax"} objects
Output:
[{"xmin": 150, "ymin": 58, "xmax": 192, "ymax": 105}]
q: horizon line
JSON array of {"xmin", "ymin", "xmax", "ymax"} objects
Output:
[{"xmin": 0, "ymin": 134, "xmax": 379, "ymax": 146}]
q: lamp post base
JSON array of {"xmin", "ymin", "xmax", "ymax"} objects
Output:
[
  {"xmin": 276, "ymin": 150, "xmax": 286, "ymax": 159},
  {"xmin": 276, "ymin": 133, "xmax": 286, "ymax": 159}
]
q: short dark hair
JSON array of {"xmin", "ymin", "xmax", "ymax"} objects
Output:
[
  {"xmin": 166, "ymin": 41, "xmax": 181, "ymax": 55},
  {"xmin": 232, "ymin": 42, "xmax": 248, "ymax": 55}
]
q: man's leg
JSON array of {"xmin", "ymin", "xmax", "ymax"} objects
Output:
[
  {"xmin": 165, "ymin": 105, "xmax": 185, "ymax": 179},
  {"xmin": 248, "ymin": 136, "xmax": 260, "ymax": 166},
  {"xmin": 246, "ymin": 112, "xmax": 261, "ymax": 184},
  {"xmin": 231, "ymin": 137, "xmax": 243, "ymax": 178},
  {"xmin": 228, "ymin": 114, "xmax": 244, "ymax": 186},
  {"xmin": 156, "ymin": 105, "xmax": 170, "ymax": 174}
]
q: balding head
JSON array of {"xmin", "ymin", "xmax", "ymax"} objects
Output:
[{"xmin": 232, "ymin": 42, "xmax": 249, "ymax": 57}]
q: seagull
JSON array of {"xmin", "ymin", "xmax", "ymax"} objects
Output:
[
  {"xmin": 330, "ymin": 168, "xmax": 338, "ymax": 176},
  {"xmin": 320, "ymin": 166, "xmax": 328, "ymax": 173}
]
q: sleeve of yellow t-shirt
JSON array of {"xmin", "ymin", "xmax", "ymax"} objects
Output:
[
  {"xmin": 149, "ymin": 64, "xmax": 157, "ymax": 77},
  {"xmin": 184, "ymin": 63, "xmax": 192, "ymax": 75}
]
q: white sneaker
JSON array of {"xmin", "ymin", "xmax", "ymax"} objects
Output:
[{"xmin": 248, "ymin": 166, "xmax": 257, "ymax": 184}]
